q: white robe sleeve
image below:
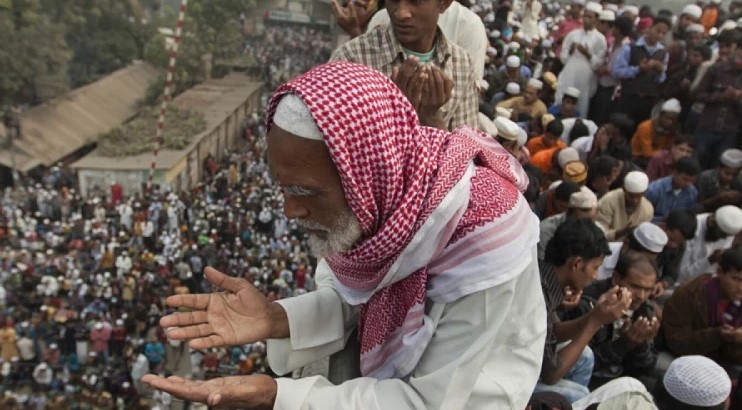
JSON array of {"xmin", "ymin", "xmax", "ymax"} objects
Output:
[
  {"xmin": 273, "ymin": 248, "xmax": 547, "ymax": 410},
  {"xmin": 559, "ymin": 31, "xmax": 576, "ymax": 64},
  {"xmin": 267, "ymin": 260, "xmax": 358, "ymax": 375},
  {"xmin": 589, "ymin": 34, "xmax": 607, "ymax": 71}
]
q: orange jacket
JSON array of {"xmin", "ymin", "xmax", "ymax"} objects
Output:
[{"xmin": 631, "ymin": 119, "xmax": 675, "ymax": 160}]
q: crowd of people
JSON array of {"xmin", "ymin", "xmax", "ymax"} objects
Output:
[{"xmin": 1, "ymin": 0, "xmax": 742, "ymax": 408}]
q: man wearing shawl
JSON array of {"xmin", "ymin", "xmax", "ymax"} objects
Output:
[{"xmin": 142, "ymin": 62, "xmax": 545, "ymax": 409}]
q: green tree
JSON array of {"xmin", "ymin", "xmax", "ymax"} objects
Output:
[{"xmin": 0, "ymin": 0, "xmax": 72, "ymax": 104}]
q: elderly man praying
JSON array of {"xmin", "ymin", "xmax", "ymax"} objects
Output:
[{"xmin": 142, "ymin": 62, "xmax": 546, "ymax": 409}]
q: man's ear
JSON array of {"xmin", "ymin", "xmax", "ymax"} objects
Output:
[{"xmin": 439, "ymin": 0, "xmax": 454, "ymax": 14}]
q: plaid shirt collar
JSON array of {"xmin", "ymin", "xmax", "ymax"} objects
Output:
[{"xmin": 379, "ymin": 25, "xmax": 452, "ymax": 69}]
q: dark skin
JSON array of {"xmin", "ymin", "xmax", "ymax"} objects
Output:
[
  {"xmin": 612, "ymin": 264, "xmax": 660, "ymax": 348},
  {"xmin": 717, "ymin": 268, "xmax": 742, "ymax": 343},
  {"xmin": 143, "ymin": 127, "xmax": 351, "ymax": 408}
]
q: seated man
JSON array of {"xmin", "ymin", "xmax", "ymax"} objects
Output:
[
  {"xmin": 143, "ymin": 62, "xmax": 546, "ymax": 409},
  {"xmin": 487, "ymin": 55, "xmax": 527, "ymax": 104},
  {"xmin": 645, "ymin": 156, "xmax": 700, "ymax": 222},
  {"xmin": 596, "ymin": 222, "xmax": 668, "ymax": 281},
  {"xmin": 535, "ymin": 218, "xmax": 628, "ymax": 403},
  {"xmin": 678, "ymin": 205, "xmax": 742, "ymax": 286},
  {"xmin": 653, "ymin": 210, "xmax": 698, "ymax": 300},
  {"xmin": 630, "ymin": 98, "xmax": 682, "ymax": 168},
  {"xmin": 534, "ymin": 180, "xmax": 581, "ymax": 220},
  {"xmin": 664, "ymin": 249, "xmax": 742, "ymax": 379},
  {"xmin": 596, "ymin": 171, "xmax": 654, "ymax": 241},
  {"xmin": 645, "ymin": 134, "xmax": 695, "ymax": 182},
  {"xmin": 697, "ymin": 148, "xmax": 742, "ymax": 213},
  {"xmin": 571, "ymin": 252, "xmax": 660, "ymax": 387},
  {"xmin": 497, "ymin": 78, "xmax": 549, "ymax": 122},
  {"xmin": 538, "ymin": 187, "xmax": 599, "ymax": 262},
  {"xmin": 526, "ymin": 118, "xmax": 566, "ymax": 157},
  {"xmin": 548, "ymin": 87, "xmax": 581, "ymax": 119}
]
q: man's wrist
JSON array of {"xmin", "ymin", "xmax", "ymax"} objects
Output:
[{"xmin": 268, "ymin": 302, "xmax": 290, "ymax": 339}]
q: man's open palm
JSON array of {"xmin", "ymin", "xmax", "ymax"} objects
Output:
[{"xmin": 160, "ymin": 267, "xmax": 273, "ymax": 349}]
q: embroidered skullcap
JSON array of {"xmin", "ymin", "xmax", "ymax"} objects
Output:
[
  {"xmin": 569, "ymin": 186, "xmax": 598, "ymax": 209},
  {"xmin": 623, "ymin": 171, "xmax": 649, "ymax": 193},
  {"xmin": 563, "ymin": 161, "xmax": 588, "ymax": 183},
  {"xmin": 715, "ymin": 206, "xmax": 742, "ymax": 236},
  {"xmin": 632, "ymin": 222, "xmax": 668, "ymax": 253},
  {"xmin": 557, "ymin": 147, "xmax": 580, "ymax": 168},
  {"xmin": 663, "ymin": 355, "xmax": 731, "ymax": 407},
  {"xmin": 543, "ymin": 72, "xmax": 558, "ymax": 90},
  {"xmin": 495, "ymin": 107, "xmax": 513, "ymax": 119},
  {"xmin": 273, "ymin": 93, "xmax": 323, "ymax": 141},
  {"xmin": 506, "ymin": 55, "xmax": 521, "ymax": 68},
  {"xmin": 541, "ymin": 113, "xmax": 556, "ymax": 129},
  {"xmin": 494, "ymin": 117, "xmax": 520, "ymax": 141},
  {"xmin": 720, "ymin": 149, "xmax": 742, "ymax": 168},
  {"xmin": 686, "ymin": 23, "xmax": 705, "ymax": 33},
  {"xmin": 527, "ymin": 78, "xmax": 543, "ymax": 90},
  {"xmin": 600, "ymin": 10, "xmax": 615, "ymax": 21},
  {"xmin": 477, "ymin": 113, "xmax": 498, "ymax": 137},
  {"xmin": 505, "ymin": 82, "xmax": 521, "ymax": 95},
  {"xmin": 564, "ymin": 86, "xmax": 581, "ymax": 99},
  {"xmin": 661, "ymin": 98, "xmax": 682, "ymax": 114},
  {"xmin": 682, "ymin": 4, "xmax": 703, "ymax": 20},
  {"xmin": 585, "ymin": 1, "xmax": 602, "ymax": 14}
]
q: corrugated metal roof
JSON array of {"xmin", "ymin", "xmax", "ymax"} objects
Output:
[
  {"xmin": 71, "ymin": 74, "xmax": 262, "ymax": 171},
  {"xmin": 0, "ymin": 61, "xmax": 160, "ymax": 171}
]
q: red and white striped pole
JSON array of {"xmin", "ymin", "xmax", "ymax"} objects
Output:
[{"xmin": 147, "ymin": 0, "xmax": 188, "ymax": 193}]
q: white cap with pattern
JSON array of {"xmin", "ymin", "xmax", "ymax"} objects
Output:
[
  {"xmin": 663, "ymin": 355, "xmax": 731, "ymax": 407},
  {"xmin": 632, "ymin": 222, "xmax": 668, "ymax": 253}
]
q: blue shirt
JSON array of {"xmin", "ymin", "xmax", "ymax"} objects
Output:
[
  {"xmin": 611, "ymin": 37, "xmax": 668, "ymax": 84},
  {"xmin": 547, "ymin": 104, "xmax": 580, "ymax": 119},
  {"xmin": 645, "ymin": 176, "xmax": 698, "ymax": 222},
  {"xmin": 498, "ymin": 64, "xmax": 533, "ymax": 80}
]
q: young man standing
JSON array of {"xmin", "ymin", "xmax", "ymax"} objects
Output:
[{"xmin": 330, "ymin": 0, "xmax": 478, "ymax": 131}]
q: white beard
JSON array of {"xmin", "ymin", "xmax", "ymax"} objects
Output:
[{"xmin": 298, "ymin": 207, "xmax": 362, "ymax": 259}]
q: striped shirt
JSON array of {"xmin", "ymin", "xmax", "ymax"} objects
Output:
[
  {"xmin": 329, "ymin": 25, "xmax": 478, "ymax": 131},
  {"xmin": 540, "ymin": 261, "xmax": 565, "ymax": 379}
]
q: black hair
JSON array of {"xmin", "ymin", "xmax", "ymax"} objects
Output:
[
  {"xmin": 589, "ymin": 155, "xmax": 619, "ymax": 179},
  {"xmin": 554, "ymin": 181, "xmax": 580, "ymax": 202},
  {"xmin": 718, "ymin": 29, "xmax": 742, "ymax": 47},
  {"xmin": 607, "ymin": 112, "xmax": 636, "ymax": 140},
  {"xmin": 720, "ymin": 248, "xmax": 742, "ymax": 272},
  {"xmin": 652, "ymin": 17, "xmax": 672, "ymax": 30},
  {"xmin": 689, "ymin": 44, "xmax": 712, "ymax": 61},
  {"xmin": 568, "ymin": 119, "xmax": 589, "ymax": 144},
  {"xmin": 522, "ymin": 163, "xmax": 544, "ymax": 204},
  {"xmin": 544, "ymin": 219, "xmax": 611, "ymax": 266},
  {"xmin": 675, "ymin": 156, "xmax": 701, "ymax": 176},
  {"xmin": 652, "ymin": 380, "xmax": 726, "ymax": 410},
  {"xmin": 614, "ymin": 16, "xmax": 635, "ymax": 38},
  {"xmin": 665, "ymin": 210, "xmax": 698, "ymax": 240},
  {"xmin": 673, "ymin": 134, "xmax": 696, "ymax": 150},
  {"xmin": 546, "ymin": 118, "xmax": 564, "ymax": 136},
  {"xmin": 615, "ymin": 250, "xmax": 657, "ymax": 279}
]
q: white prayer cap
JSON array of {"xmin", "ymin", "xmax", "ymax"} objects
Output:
[
  {"xmin": 122, "ymin": 382, "xmax": 131, "ymax": 389},
  {"xmin": 557, "ymin": 147, "xmax": 580, "ymax": 168},
  {"xmin": 632, "ymin": 222, "xmax": 668, "ymax": 253},
  {"xmin": 273, "ymin": 93, "xmax": 323, "ymax": 141},
  {"xmin": 720, "ymin": 148, "xmax": 742, "ymax": 168},
  {"xmin": 506, "ymin": 55, "xmax": 521, "ymax": 68},
  {"xmin": 738, "ymin": 17, "xmax": 742, "ymax": 29},
  {"xmin": 527, "ymin": 78, "xmax": 543, "ymax": 90},
  {"xmin": 599, "ymin": 10, "xmax": 615, "ymax": 22},
  {"xmin": 664, "ymin": 356, "xmax": 731, "ymax": 407},
  {"xmin": 483, "ymin": 12, "xmax": 495, "ymax": 23},
  {"xmin": 715, "ymin": 206, "xmax": 742, "ymax": 236},
  {"xmin": 523, "ymin": 35, "xmax": 533, "ymax": 44},
  {"xmin": 95, "ymin": 322, "xmax": 103, "ymax": 330},
  {"xmin": 620, "ymin": 5, "xmax": 639, "ymax": 16},
  {"xmin": 541, "ymin": 39, "xmax": 553, "ymax": 48},
  {"xmin": 490, "ymin": 29, "xmax": 501, "ymax": 38},
  {"xmin": 623, "ymin": 171, "xmax": 649, "ymax": 193},
  {"xmin": 660, "ymin": 98, "xmax": 682, "ymax": 114},
  {"xmin": 720, "ymin": 19, "xmax": 737, "ymax": 33},
  {"xmin": 605, "ymin": 3, "xmax": 619, "ymax": 12},
  {"xmin": 495, "ymin": 106, "xmax": 513, "ymax": 119},
  {"xmin": 38, "ymin": 362, "xmax": 48, "ymax": 370},
  {"xmin": 487, "ymin": 46, "xmax": 498, "ymax": 56},
  {"xmin": 572, "ymin": 0, "xmax": 586, "ymax": 5},
  {"xmin": 569, "ymin": 186, "xmax": 598, "ymax": 209},
  {"xmin": 585, "ymin": 1, "xmax": 602, "ymax": 14},
  {"xmin": 686, "ymin": 23, "xmax": 705, "ymax": 34},
  {"xmin": 549, "ymin": 180, "xmax": 563, "ymax": 191},
  {"xmin": 505, "ymin": 82, "xmax": 521, "ymax": 95},
  {"xmin": 508, "ymin": 41, "xmax": 521, "ymax": 51},
  {"xmin": 49, "ymin": 343, "xmax": 58, "ymax": 349},
  {"xmin": 115, "ymin": 319, "xmax": 124, "ymax": 326},
  {"xmin": 711, "ymin": 0, "xmax": 722, "ymax": 4},
  {"xmin": 682, "ymin": 4, "xmax": 703, "ymax": 20},
  {"xmin": 493, "ymin": 117, "xmax": 520, "ymax": 141},
  {"xmin": 477, "ymin": 113, "xmax": 498, "ymax": 137},
  {"xmin": 477, "ymin": 79, "xmax": 490, "ymax": 91},
  {"xmin": 564, "ymin": 86, "xmax": 581, "ymax": 99},
  {"xmin": 515, "ymin": 127, "xmax": 528, "ymax": 148}
]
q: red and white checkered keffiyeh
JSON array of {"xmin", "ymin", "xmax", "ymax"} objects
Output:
[{"xmin": 267, "ymin": 62, "xmax": 539, "ymax": 379}]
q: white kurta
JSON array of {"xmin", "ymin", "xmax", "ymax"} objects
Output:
[
  {"xmin": 520, "ymin": 1, "xmax": 542, "ymax": 39},
  {"xmin": 556, "ymin": 28, "xmax": 607, "ymax": 118},
  {"xmin": 677, "ymin": 213, "xmax": 735, "ymax": 285},
  {"xmin": 267, "ymin": 248, "xmax": 547, "ymax": 409}
]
